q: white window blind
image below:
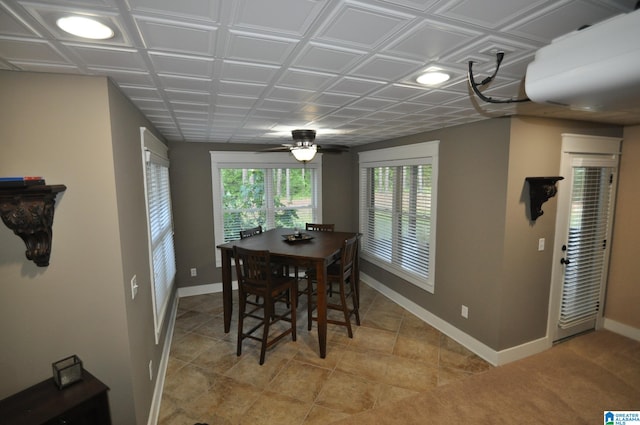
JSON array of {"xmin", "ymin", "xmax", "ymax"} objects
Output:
[
  {"xmin": 359, "ymin": 142, "xmax": 438, "ymax": 293},
  {"xmin": 559, "ymin": 165, "xmax": 613, "ymax": 329},
  {"xmin": 211, "ymin": 151, "xmax": 322, "ymax": 267},
  {"xmin": 141, "ymin": 128, "xmax": 176, "ymax": 343}
]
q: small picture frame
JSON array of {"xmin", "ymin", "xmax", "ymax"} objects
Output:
[{"xmin": 52, "ymin": 355, "xmax": 83, "ymax": 389}]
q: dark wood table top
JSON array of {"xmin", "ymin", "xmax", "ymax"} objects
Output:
[{"xmin": 218, "ymin": 227, "xmax": 357, "ymax": 264}]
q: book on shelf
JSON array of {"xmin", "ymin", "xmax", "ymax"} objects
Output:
[{"xmin": 0, "ymin": 177, "xmax": 46, "ymax": 188}]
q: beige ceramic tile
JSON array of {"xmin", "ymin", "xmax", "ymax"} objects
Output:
[
  {"xmin": 374, "ymin": 383, "xmax": 420, "ymax": 408},
  {"xmin": 349, "ymin": 326, "xmax": 397, "ymax": 354},
  {"xmin": 302, "ymin": 405, "xmax": 350, "ymax": 425},
  {"xmin": 393, "ymin": 333, "xmax": 439, "ymax": 363},
  {"xmin": 439, "ymin": 335, "xmax": 492, "ymax": 373},
  {"xmin": 186, "ymin": 374, "xmax": 263, "ymax": 423},
  {"xmin": 361, "ymin": 308, "xmax": 403, "ymax": 332},
  {"xmin": 334, "ymin": 347, "xmax": 390, "ymax": 384},
  {"xmin": 269, "ymin": 360, "xmax": 332, "ymax": 403},
  {"xmin": 169, "ymin": 332, "xmax": 217, "ymax": 363},
  {"xmin": 241, "ymin": 391, "xmax": 312, "ymax": 425},
  {"xmin": 314, "ymin": 370, "xmax": 381, "ymax": 414},
  {"xmin": 383, "ymin": 355, "xmax": 439, "ymax": 392}
]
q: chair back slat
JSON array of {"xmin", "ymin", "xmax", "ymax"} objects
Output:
[
  {"xmin": 306, "ymin": 223, "xmax": 335, "ymax": 232},
  {"xmin": 339, "ymin": 235, "xmax": 358, "ymax": 278},
  {"xmin": 239, "ymin": 225, "xmax": 263, "ymax": 239},
  {"xmin": 233, "ymin": 246, "xmax": 271, "ymax": 288}
]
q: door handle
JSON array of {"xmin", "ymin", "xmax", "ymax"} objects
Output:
[{"xmin": 561, "ymin": 258, "xmax": 571, "ymax": 265}]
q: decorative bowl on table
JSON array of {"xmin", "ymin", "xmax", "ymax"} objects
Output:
[{"xmin": 282, "ymin": 233, "xmax": 314, "ymax": 242}]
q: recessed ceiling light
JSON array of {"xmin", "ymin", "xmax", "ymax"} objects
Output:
[
  {"xmin": 416, "ymin": 71, "xmax": 451, "ymax": 86},
  {"xmin": 56, "ymin": 16, "xmax": 114, "ymax": 40}
]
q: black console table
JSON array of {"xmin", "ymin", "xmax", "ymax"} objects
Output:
[{"xmin": 0, "ymin": 369, "xmax": 111, "ymax": 425}]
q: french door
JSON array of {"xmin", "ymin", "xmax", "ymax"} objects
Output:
[{"xmin": 549, "ymin": 134, "xmax": 621, "ymax": 342}]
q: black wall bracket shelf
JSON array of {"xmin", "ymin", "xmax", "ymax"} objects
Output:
[{"xmin": 525, "ymin": 177, "xmax": 564, "ymax": 222}]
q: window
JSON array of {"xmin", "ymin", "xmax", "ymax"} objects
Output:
[
  {"xmin": 359, "ymin": 141, "xmax": 438, "ymax": 293},
  {"xmin": 211, "ymin": 151, "xmax": 322, "ymax": 267},
  {"xmin": 141, "ymin": 128, "xmax": 176, "ymax": 343}
]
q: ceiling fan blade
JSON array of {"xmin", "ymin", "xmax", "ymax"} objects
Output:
[
  {"xmin": 260, "ymin": 145, "xmax": 291, "ymax": 152},
  {"xmin": 317, "ymin": 144, "xmax": 349, "ymax": 153}
]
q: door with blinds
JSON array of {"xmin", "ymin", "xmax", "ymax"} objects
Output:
[{"xmin": 549, "ymin": 134, "xmax": 620, "ymax": 342}]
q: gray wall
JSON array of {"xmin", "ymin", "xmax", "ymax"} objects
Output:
[{"xmin": 0, "ymin": 71, "xmax": 168, "ymax": 425}]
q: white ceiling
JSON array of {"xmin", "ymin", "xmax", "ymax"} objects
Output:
[{"xmin": 1, "ymin": 0, "xmax": 639, "ymax": 147}]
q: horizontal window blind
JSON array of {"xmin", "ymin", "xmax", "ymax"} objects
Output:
[
  {"xmin": 559, "ymin": 166, "xmax": 612, "ymax": 329},
  {"xmin": 141, "ymin": 128, "xmax": 175, "ymax": 343},
  {"xmin": 359, "ymin": 142, "xmax": 438, "ymax": 293}
]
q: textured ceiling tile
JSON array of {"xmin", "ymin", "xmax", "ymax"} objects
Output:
[
  {"xmin": 384, "ymin": 19, "xmax": 480, "ymax": 61},
  {"xmin": 148, "ymin": 52, "xmax": 214, "ymax": 78},
  {"xmin": 0, "ymin": 38, "xmax": 68, "ymax": 63},
  {"xmin": 158, "ymin": 74, "xmax": 213, "ymax": 91},
  {"xmin": 225, "ymin": 30, "xmax": 299, "ymax": 65},
  {"xmin": 292, "ymin": 42, "xmax": 366, "ymax": 74},
  {"xmin": 218, "ymin": 80, "xmax": 267, "ymax": 97},
  {"xmin": 231, "ymin": 0, "xmax": 326, "ymax": 36},
  {"xmin": 315, "ymin": 1, "xmax": 415, "ymax": 49},
  {"xmin": 128, "ymin": 0, "xmax": 221, "ymax": 23},
  {"xmin": 219, "ymin": 60, "xmax": 280, "ymax": 83},
  {"xmin": 351, "ymin": 54, "xmax": 423, "ymax": 80},
  {"xmin": 434, "ymin": 0, "xmax": 547, "ymax": 29},
  {"xmin": 277, "ymin": 68, "xmax": 338, "ymax": 91},
  {"xmin": 69, "ymin": 45, "xmax": 147, "ymax": 70},
  {"xmin": 135, "ymin": 17, "xmax": 218, "ymax": 56}
]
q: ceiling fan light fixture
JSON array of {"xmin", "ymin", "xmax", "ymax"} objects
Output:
[
  {"xmin": 416, "ymin": 71, "xmax": 450, "ymax": 86},
  {"xmin": 291, "ymin": 144, "xmax": 317, "ymax": 163},
  {"xmin": 56, "ymin": 16, "xmax": 115, "ymax": 40}
]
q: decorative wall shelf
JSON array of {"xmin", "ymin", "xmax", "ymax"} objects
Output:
[
  {"xmin": 0, "ymin": 184, "xmax": 66, "ymax": 266},
  {"xmin": 525, "ymin": 177, "xmax": 564, "ymax": 221}
]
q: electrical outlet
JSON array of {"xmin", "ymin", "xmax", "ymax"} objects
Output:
[
  {"xmin": 461, "ymin": 305, "xmax": 469, "ymax": 319},
  {"xmin": 190, "ymin": 267, "xmax": 197, "ymax": 277},
  {"xmin": 538, "ymin": 238, "xmax": 545, "ymax": 251},
  {"xmin": 149, "ymin": 360, "xmax": 153, "ymax": 381},
  {"xmin": 130, "ymin": 275, "xmax": 138, "ymax": 300}
]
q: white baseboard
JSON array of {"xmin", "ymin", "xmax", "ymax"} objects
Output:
[
  {"xmin": 361, "ymin": 273, "xmax": 551, "ymax": 366},
  {"xmin": 177, "ymin": 281, "xmax": 237, "ymax": 298},
  {"xmin": 604, "ymin": 318, "xmax": 640, "ymax": 341},
  {"xmin": 147, "ymin": 294, "xmax": 179, "ymax": 425}
]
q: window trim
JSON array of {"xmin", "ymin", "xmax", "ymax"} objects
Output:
[
  {"xmin": 141, "ymin": 127, "xmax": 176, "ymax": 344},
  {"xmin": 358, "ymin": 141, "xmax": 439, "ymax": 293},
  {"xmin": 210, "ymin": 151, "xmax": 323, "ymax": 267}
]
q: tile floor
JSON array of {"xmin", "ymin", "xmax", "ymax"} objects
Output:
[{"xmin": 158, "ymin": 282, "xmax": 492, "ymax": 425}]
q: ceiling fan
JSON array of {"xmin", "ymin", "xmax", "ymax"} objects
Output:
[{"xmin": 263, "ymin": 129, "xmax": 349, "ymax": 163}]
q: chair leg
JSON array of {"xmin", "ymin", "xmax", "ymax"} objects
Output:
[
  {"xmin": 291, "ymin": 286, "xmax": 297, "ymax": 341},
  {"xmin": 338, "ymin": 280, "xmax": 353, "ymax": 338},
  {"xmin": 307, "ymin": 276, "xmax": 313, "ymax": 331},
  {"xmin": 349, "ymin": 277, "xmax": 361, "ymax": 326},
  {"xmin": 237, "ymin": 293, "xmax": 246, "ymax": 357},
  {"xmin": 260, "ymin": 298, "xmax": 272, "ymax": 365}
]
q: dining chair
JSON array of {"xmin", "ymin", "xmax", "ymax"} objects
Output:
[
  {"xmin": 239, "ymin": 225, "xmax": 262, "ymax": 239},
  {"xmin": 306, "ymin": 235, "xmax": 360, "ymax": 337},
  {"xmin": 305, "ymin": 223, "xmax": 335, "ymax": 232},
  {"xmin": 233, "ymin": 246, "xmax": 297, "ymax": 365}
]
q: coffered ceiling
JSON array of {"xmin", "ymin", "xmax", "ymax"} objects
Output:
[{"xmin": 1, "ymin": 0, "xmax": 638, "ymax": 147}]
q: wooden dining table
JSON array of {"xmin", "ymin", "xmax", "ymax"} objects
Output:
[{"xmin": 217, "ymin": 227, "xmax": 359, "ymax": 358}]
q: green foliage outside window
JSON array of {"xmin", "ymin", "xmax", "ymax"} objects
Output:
[{"xmin": 221, "ymin": 167, "xmax": 315, "ymax": 241}]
